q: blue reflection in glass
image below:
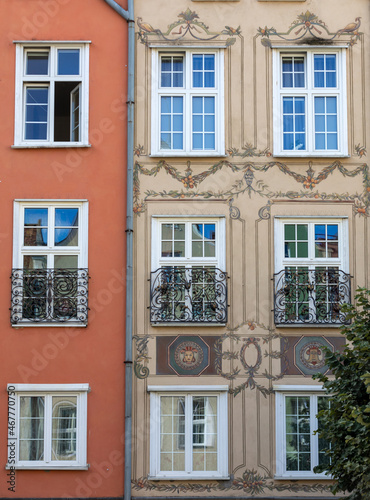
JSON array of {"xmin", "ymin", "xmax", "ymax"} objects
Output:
[
  {"xmin": 327, "ymin": 134, "xmax": 337, "ymax": 150},
  {"xmin": 173, "ymin": 115, "xmax": 183, "ymax": 132},
  {"xmin": 25, "ymin": 208, "xmax": 48, "ymax": 226},
  {"xmin": 204, "ymin": 97, "xmax": 214, "ymax": 113},
  {"xmin": 327, "ymin": 225, "xmax": 338, "ymax": 240},
  {"xmin": 161, "ymin": 115, "xmax": 171, "ymax": 132},
  {"xmin": 204, "ymin": 134, "xmax": 215, "ymax": 149},
  {"xmin": 326, "ymin": 97, "xmax": 337, "ymax": 113},
  {"xmin": 204, "ymin": 55, "xmax": 215, "ymax": 70},
  {"xmin": 205, "ymin": 115, "xmax": 215, "ymax": 132},
  {"xmin": 26, "ymin": 52, "xmax": 49, "ymax": 75},
  {"xmin": 315, "ymin": 133, "xmax": 326, "ymax": 150},
  {"xmin": 204, "ymin": 224, "xmax": 216, "ymax": 240},
  {"xmin": 295, "ymin": 98, "xmax": 305, "ymax": 113},
  {"xmin": 193, "ymin": 115, "xmax": 203, "ymax": 132},
  {"xmin": 173, "ymin": 97, "xmax": 183, "ymax": 113},
  {"xmin": 193, "ymin": 55, "xmax": 203, "ymax": 71},
  {"xmin": 55, "ymin": 208, "xmax": 78, "ymax": 227},
  {"xmin": 315, "ymin": 224, "xmax": 326, "ymax": 241},
  {"xmin": 193, "ymin": 134, "xmax": 203, "ymax": 149},
  {"xmin": 283, "ymin": 98, "xmax": 293, "ymax": 113},
  {"xmin": 58, "ymin": 49, "xmax": 80, "ymax": 75},
  {"xmin": 173, "ymin": 133, "xmax": 183, "ymax": 149},
  {"xmin": 193, "ymin": 97, "xmax": 203, "ymax": 114}
]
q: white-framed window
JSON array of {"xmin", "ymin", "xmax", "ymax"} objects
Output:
[
  {"xmin": 275, "ymin": 386, "xmax": 331, "ymax": 479},
  {"xmin": 151, "ymin": 49, "xmax": 225, "ymax": 156},
  {"xmin": 274, "ymin": 217, "xmax": 350, "ymax": 325},
  {"xmin": 272, "ymin": 48, "xmax": 348, "ymax": 156},
  {"xmin": 150, "ymin": 217, "xmax": 227, "ymax": 323},
  {"xmin": 148, "ymin": 386, "xmax": 228, "ymax": 480},
  {"xmin": 11, "ymin": 201, "xmax": 89, "ymax": 325},
  {"xmin": 14, "ymin": 42, "xmax": 89, "ymax": 147},
  {"xmin": 7, "ymin": 384, "xmax": 89, "ymax": 470}
]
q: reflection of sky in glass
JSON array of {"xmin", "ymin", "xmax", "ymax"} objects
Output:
[
  {"xmin": 55, "ymin": 208, "xmax": 78, "ymax": 227},
  {"xmin": 25, "ymin": 208, "xmax": 48, "ymax": 226},
  {"xmin": 58, "ymin": 49, "xmax": 80, "ymax": 75}
]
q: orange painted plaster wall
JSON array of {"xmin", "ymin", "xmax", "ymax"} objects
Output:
[{"xmin": 0, "ymin": 0, "xmax": 128, "ymax": 497}]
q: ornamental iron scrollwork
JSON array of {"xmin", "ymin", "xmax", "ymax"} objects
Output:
[
  {"xmin": 150, "ymin": 267, "xmax": 228, "ymax": 323},
  {"xmin": 11, "ymin": 268, "xmax": 89, "ymax": 325},
  {"xmin": 273, "ymin": 268, "xmax": 351, "ymax": 325}
]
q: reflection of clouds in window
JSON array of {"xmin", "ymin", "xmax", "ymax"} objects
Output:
[{"xmin": 52, "ymin": 397, "xmax": 77, "ymax": 461}]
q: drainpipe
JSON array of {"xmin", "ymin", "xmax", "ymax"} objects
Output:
[{"xmin": 102, "ymin": 1, "xmax": 134, "ymax": 500}]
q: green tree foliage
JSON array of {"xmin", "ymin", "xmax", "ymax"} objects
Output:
[{"xmin": 313, "ymin": 289, "xmax": 370, "ymax": 499}]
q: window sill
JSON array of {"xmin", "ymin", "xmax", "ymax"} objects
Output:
[
  {"xmin": 149, "ymin": 152, "xmax": 227, "ymax": 158},
  {"xmin": 7, "ymin": 464, "xmax": 89, "ymax": 470},
  {"xmin": 151, "ymin": 322, "xmax": 226, "ymax": 327},
  {"xmin": 275, "ymin": 323, "xmax": 345, "ymax": 328},
  {"xmin": 12, "ymin": 143, "xmax": 91, "ymax": 149},
  {"xmin": 274, "ymin": 474, "xmax": 332, "ymax": 480},
  {"xmin": 12, "ymin": 322, "xmax": 87, "ymax": 328},
  {"xmin": 148, "ymin": 474, "xmax": 230, "ymax": 481},
  {"xmin": 273, "ymin": 152, "xmax": 350, "ymax": 158}
]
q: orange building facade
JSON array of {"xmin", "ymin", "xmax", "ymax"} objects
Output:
[{"xmin": 0, "ymin": 1, "xmax": 128, "ymax": 498}]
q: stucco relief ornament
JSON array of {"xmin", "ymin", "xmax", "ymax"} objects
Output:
[
  {"xmin": 257, "ymin": 11, "xmax": 362, "ymax": 47},
  {"xmin": 214, "ymin": 321, "xmax": 289, "ymax": 397},
  {"xmin": 137, "ymin": 8, "xmax": 241, "ymax": 46}
]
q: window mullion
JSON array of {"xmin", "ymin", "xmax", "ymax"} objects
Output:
[
  {"xmin": 44, "ymin": 395, "xmax": 52, "ymax": 463},
  {"xmin": 185, "ymin": 394, "xmax": 193, "ymax": 473},
  {"xmin": 310, "ymin": 395, "xmax": 319, "ymax": 471}
]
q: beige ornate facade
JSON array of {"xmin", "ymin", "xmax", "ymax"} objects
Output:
[{"xmin": 132, "ymin": 1, "xmax": 368, "ymax": 498}]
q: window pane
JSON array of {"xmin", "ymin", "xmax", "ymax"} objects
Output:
[
  {"xmin": 52, "ymin": 396, "xmax": 77, "ymax": 461},
  {"xmin": 19, "ymin": 396, "xmax": 45, "ymax": 461},
  {"xmin": 160, "ymin": 97, "xmax": 183, "ymax": 150},
  {"xmin": 25, "ymin": 208, "xmax": 48, "ymax": 226},
  {"xmin": 174, "ymin": 224, "xmax": 185, "ymax": 240},
  {"xmin": 283, "ymin": 97, "xmax": 305, "ymax": 151},
  {"xmin": 285, "ymin": 224, "xmax": 295, "ymax": 241},
  {"xmin": 297, "ymin": 242, "xmax": 308, "ymax": 258},
  {"xmin": 160, "ymin": 396, "xmax": 186, "ymax": 472},
  {"xmin": 24, "ymin": 208, "xmax": 48, "ymax": 246},
  {"xmin": 26, "ymin": 52, "xmax": 49, "ymax": 75},
  {"xmin": 57, "ymin": 49, "xmax": 80, "ymax": 75},
  {"xmin": 162, "ymin": 223, "xmax": 172, "ymax": 240},
  {"xmin": 23, "ymin": 255, "xmax": 47, "ymax": 269},
  {"xmin": 285, "ymin": 396, "xmax": 311, "ymax": 472},
  {"xmin": 161, "ymin": 56, "xmax": 183, "ymax": 88},
  {"xmin": 55, "ymin": 228, "xmax": 78, "ymax": 246},
  {"xmin": 25, "ymin": 88, "xmax": 49, "ymax": 140},
  {"xmin": 192, "ymin": 224, "xmax": 202, "ymax": 239},
  {"xmin": 282, "ymin": 56, "xmax": 304, "ymax": 88},
  {"xmin": 54, "ymin": 255, "xmax": 78, "ymax": 269},
  {"xmin": 297, "ymin": 224, "xmax": 308, "ymax": 241}
]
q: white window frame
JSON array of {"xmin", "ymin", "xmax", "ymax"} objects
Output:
[
  {"xmin": 12, "ymin": 200, "xmax": 89, "ymax": 327},
  {"xmin": 274, "ymin": 216, "xmax": 349, "ymax": 325},
  {"xmin": 151, "ymin": 49, "xmax": 225, "ymax": 156},
  {"xmin": 274, "ymin": 385, "xmax": 331, "ymax": 479},
  {"xmin": 148, "ymin": 385, "xmax": 228, "ymax": 480},
  {"xmin": 7, "ymin": 384, "xmax": 89, "ymax": 470},
  {"xmin": 151, "ymin": 216, "xmax": 226, "ymax": 324},
  {"xmin": 272, "ymin": 48, "xmax": 348, "ymax": 157},
  {"xmin": 274, "ymin": 217, "xmax": 348, "ymax": 273},
  {"xmin": 152, "ymin": 216, "xmax": 225, "ymax": 270},
  {"xmin": 14, "ymin": 42, "xmax": 90, "ymax": 147}
]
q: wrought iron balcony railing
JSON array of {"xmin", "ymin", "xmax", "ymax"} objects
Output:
[
  {"xmin": 273, "ymin": 268, "xmax": 351, "ymax": 325},
  {"xmin": 11, "ymin": 268, "xmax": 89, "ymax": 325},
  {"xmin": 150, "ymin": 267, "xmax": 228, "ymax": 323}
]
